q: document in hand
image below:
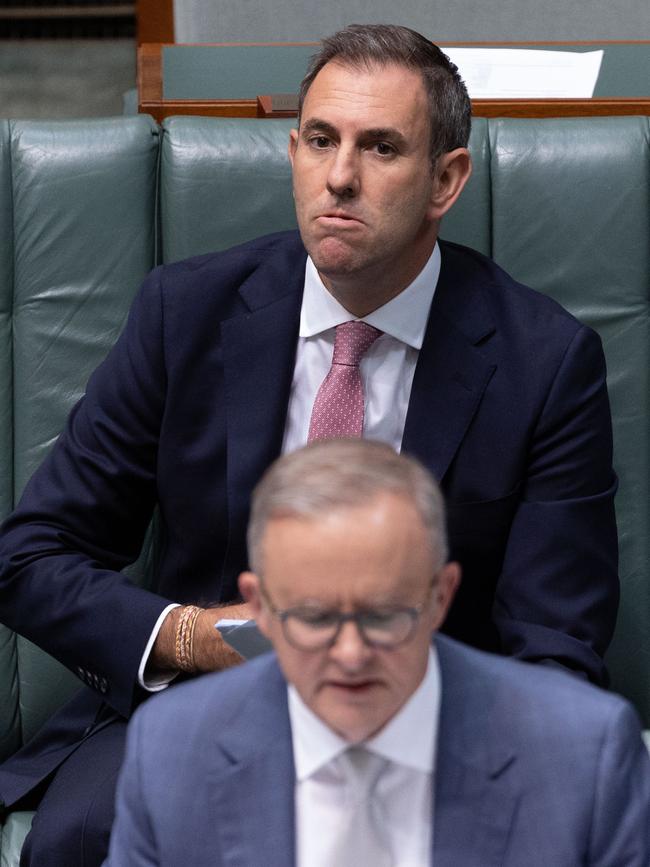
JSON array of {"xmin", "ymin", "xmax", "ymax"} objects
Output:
[{"xmin": 216, "ymin": 619, "xmax": 273, "ymax": 659}]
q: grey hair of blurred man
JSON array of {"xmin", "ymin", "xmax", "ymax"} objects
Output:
[{"xmin": 247, "ymin": 438, "xmax": 449, "ymax": 576}]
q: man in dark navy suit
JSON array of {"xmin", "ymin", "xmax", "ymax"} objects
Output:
[{"xmin": 0, "ymin": 23, "xmax": 618, "ymax": 866}]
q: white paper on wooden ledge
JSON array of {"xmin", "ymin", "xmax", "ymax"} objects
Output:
[{"xmin": 445, "ymin": 48, "xmax": 604, "ymax": 99}]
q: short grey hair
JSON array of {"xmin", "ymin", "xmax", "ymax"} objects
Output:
[
  {"xmin": 247, "ymin": 438, "xmax": 448, "ymax": 574},
  {"xmin": 298, "ymin": 23, "xmax": 471, "ymax": 165}
]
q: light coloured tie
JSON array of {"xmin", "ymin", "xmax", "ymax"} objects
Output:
[
  {"xmin": 308, "ymin": 320, "xmax": 382, "ymax": 442},
  {"xmin": 328, "ymin": 747, "xmax": 393, "ymax": 867}
]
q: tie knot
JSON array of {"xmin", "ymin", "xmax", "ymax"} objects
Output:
[
  {"xmin": 339, "ymin": 747, "xmax": 387, "ymax": 802},
  {"xmin": 332, "ymin": 320, "xmax": 382, "ymax": 367}
]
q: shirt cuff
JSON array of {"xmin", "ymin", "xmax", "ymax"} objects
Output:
[{"xmin": 138, "ymin": 603, "xmax": 181, "ymax": 692}]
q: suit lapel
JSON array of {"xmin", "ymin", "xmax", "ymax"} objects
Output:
[
  {"xmin": 433, "ymin": 637, "xmax": 518, "ymax": 866},
  {"xmin": 402, "ymin": 245, "xmax": 497, "ymax": 482},
  {"xmin": 220, "ymin": 247, "xmax": 305, "ymax": 577},
  {"xmin": 203, "ymin": 644, "xmax": 519, "ymax": 867},
  {"xmin": 220, "ymin": 240, "xmax": 498, "ymax": 539},
  {"xmin": 209, "ymin": 660, "xmax": 296, "ymax": 867}
]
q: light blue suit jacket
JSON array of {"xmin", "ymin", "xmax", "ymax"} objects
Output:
[{"xmin": 105, "ymin": 636, "xmax": 650, "ymax": 866}]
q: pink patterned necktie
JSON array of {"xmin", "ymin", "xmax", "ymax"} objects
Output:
[{"xmin": 308, "ymin": 320, "xmax": 382, "ymax": 442}]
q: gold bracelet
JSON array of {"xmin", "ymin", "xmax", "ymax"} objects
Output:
[{"xmin": 175, "ymin": 605, "xmax": 202, "ymax": 673}]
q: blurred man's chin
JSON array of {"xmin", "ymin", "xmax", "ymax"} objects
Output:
[{"xmin": 315, "ymin": 690, "xmax": 396, "ymax": 741}]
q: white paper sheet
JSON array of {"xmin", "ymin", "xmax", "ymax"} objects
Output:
[{"xmin": 445, "ymin": 48, "xmax": 603, "ymax": 99}]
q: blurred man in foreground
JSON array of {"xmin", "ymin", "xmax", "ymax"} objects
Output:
[{"xmin": 107, "ymin": 440, "xmax": 649, "ymax": 867}]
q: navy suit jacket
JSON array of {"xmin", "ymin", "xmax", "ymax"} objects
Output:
[
  {"xmin": 0, "ymin": 232, "xmax": 618, "ymax": 806},
  {"xmin": 105, "ymin": 636, "xmax": 650, "ymax": 867}
]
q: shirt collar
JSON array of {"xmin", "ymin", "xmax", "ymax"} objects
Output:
[
  {"xmin": 299, "ymin": 244, "xmax": 441, "ymax": 351},
  {"xmin": 288, "ymin": 645, "xmax": 440, "ymax": 781}
]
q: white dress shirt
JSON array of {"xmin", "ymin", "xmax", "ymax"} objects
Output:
[
  {"xmin": 139, "ymin": 244, "xmax": 441, "ymax": 689},
  {"xmin": 282, "ymin": 244, "xmax": 441, "ymax": 454},
  {"xmin": 290, "ymin": 647, "xmax": 440, "ymax": 867}
]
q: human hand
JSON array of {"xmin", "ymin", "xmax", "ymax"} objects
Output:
[
  {"xmin": 191, "ymin": 605, "xmax": 251, "ymax": 672},
  {"xmin": 150, "ymin": 602, "xmax": 253, "ymax": 675}
]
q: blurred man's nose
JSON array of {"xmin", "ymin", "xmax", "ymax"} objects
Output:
[{"xmin": 329, "ymin": 620, "xmax": 372, "ymax": 670}]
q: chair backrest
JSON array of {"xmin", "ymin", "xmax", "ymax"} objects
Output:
[
  {"xmin": 159, "ymin": 116, "xmax": 297, "ymax": 263},
  {"xmin": 483, "ymin": 117, "xmax": 650, "ymax": 718},
  {"xmin": 159, "ymin": 114, "xmax": 650, "ymax": 723},
  {"xmin": 0, "ymin": 115, "xmax": 159, "ymax": 758}
]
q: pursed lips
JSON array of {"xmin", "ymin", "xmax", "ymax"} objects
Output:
[
  {"xmin": 316, "ymin": 211, "xmax": 364, "ymax": 225},
  {"xmin": 315, "ymin": 212, "xmax": 364, "ymax": 230}
]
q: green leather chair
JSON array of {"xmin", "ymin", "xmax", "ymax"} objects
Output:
[
  {"xmin": 485, "ymin": 117, "xmax": 650, "ymax": 719},
  {"xmin": 0, "ymin": 114, "xmax": 159, "ymax": 860},
  {"xmin": 1, "ymin": 113, "xmax": 649, "ymax": 862}
]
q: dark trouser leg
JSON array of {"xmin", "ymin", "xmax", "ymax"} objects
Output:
[{"xmin": 20, "ymin": 718, "xmax": 127, "ymax": 867}]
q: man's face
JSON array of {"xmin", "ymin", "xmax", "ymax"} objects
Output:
[
  {"xmin": 288, "ymin": 60, "xmax": 442, "ymax": 306},
  {"xmin": 241, "ymin": 493, "xmax": 459, "ymax": 743}
]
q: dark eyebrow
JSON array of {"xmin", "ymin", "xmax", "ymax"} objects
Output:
[
  {"xmin": 300, "ymin": 118, "xmax": 338, "ymax": 139},
  {"xmin": 363, "ymin": 128, "xmax": 408, "ymax": 150},
  {"xmin": 300, "ymin": 120, "xmax": 408, "ymax": 151}
]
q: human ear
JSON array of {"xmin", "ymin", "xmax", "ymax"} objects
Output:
[
  {"xmin": 238, "ymin": 571, "xmax": 271, "ymax": 636},
  {"xmin": 288, "ymin": 128, "xmax": 299, "ymax": 167},
  {"xmin": 430, "ymin": 561, "xmax": 462, "ymax": 631},
  {"xmin": 428, "ymin": 149, "xmax": 472, "ymax": 220}
]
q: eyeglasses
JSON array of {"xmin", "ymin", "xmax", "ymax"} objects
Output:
[{"xmin": 259, "ymin": 582, "xmax": 431, "ymax": 651}]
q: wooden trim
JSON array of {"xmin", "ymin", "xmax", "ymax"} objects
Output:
[
  {"xmin": 139, "ymin": 97, "xmax": 650, "ymax": 124},
  {"xmin": 138, "ymin": 42, "xmax": 162, "ymax": 103},
  {"xmin": 472, "ymin": 98, "xmax": 650, "ymax": 118},
  {"xmin": 257, "ymin": 94, "xmax": 299, "ymax": 118},
  {"xmin": 136, "ymin": 0, "xmax": 173, "ymax": 45},
  {"xmin": 138, "ymin": 42, "xmax": 650, "ymax": 122},
  {"xmin": 140, "ymin": 101, "xmax": 263, "ymax": 124}
]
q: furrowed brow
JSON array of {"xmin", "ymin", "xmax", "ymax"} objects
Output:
[
  {"xmin": 300, "ymin": 118, "xmax": 338, "ymax": 139},
  {"xmin": 364, "ymin": 128, "xmax": 408, "ymax": 149}
]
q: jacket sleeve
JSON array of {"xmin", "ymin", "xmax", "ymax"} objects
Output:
[
  {"xmin": 0, "ymin": 268, "xmax": 175, "ymax": 718},
  {"xmin": 492, "ymin": 323, "xmax": 619, "ymax": 684}
]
